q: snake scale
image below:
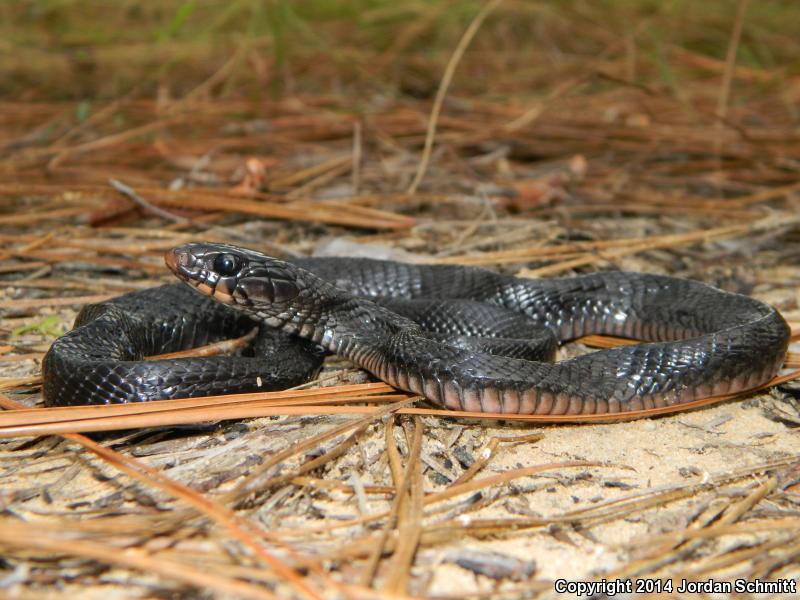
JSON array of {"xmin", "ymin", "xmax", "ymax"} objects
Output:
[{"xmin": 42, "ymin": 242, "xmax": 790, "ymax": 415}]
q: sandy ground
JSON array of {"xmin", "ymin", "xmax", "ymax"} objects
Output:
[{"xmin": 2, "ymin": 268, "xmax": 798, "ymax": 598}]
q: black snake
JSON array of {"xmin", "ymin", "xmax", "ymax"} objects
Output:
[{"xmin": 42, "ymin": 242, "xmax": 790, "ymax": 414}]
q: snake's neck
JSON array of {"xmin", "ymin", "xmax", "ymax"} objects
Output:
[{"xmin": 246, "ymin": 277, "xmax": 419, "ymax": 360}]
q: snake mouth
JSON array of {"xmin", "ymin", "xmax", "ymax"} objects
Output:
[
  {"xmin": 165, "ymin": 246, "xmax": 198, "ymax": 283},
  {"xmin": 164, "ymin": 247, "xmax": 183, "ymax": 273},
  {"xmin": 165, "ymin": 245, "xmax": 236, "ymax": 305}
]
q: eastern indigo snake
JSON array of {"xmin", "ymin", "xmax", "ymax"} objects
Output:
[{"xmin": 42, "ymin": 242, "xmax": 790, "ymax": 414}]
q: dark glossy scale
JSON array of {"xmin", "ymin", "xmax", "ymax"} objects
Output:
[
  {"xmin": 373, "ymin": 298, "xmax": 557, "ymax": 361},
  {"xmin": 289, "ymin": 257, "xmax": 789, "ymax": 413},
  {"xmin": 43, "ymin": 280, "xmax": 551, "ymax": 406},
  {"xmin": 43, "ymin": 247, "xmax": 791, "ymax": 414},
  {"xmin": 260, "ymin": 252, "xmax": 790, "ymax": 414},
  {"xmin": 42, "ymin": 284, "xmax": 323, "ymax": 406}
]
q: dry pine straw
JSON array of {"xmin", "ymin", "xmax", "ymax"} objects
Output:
[
  {"xmin": 2, "ymin": 172, "xmax": 800, "ymax": 597},
  {"xmin": 1, "ymin": 207, "xmax": 799, "ymax": 600},
  {"xmin": 3, "ymin": 30, "xmax": 800, "ymax": 600}
]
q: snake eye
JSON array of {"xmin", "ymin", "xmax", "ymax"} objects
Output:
[{"xmin": 213, "ymin": 253, "xmax": 241, "ymax": 277}]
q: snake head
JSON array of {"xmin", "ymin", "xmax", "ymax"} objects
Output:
[{"xmin": 166, "ymin": 243, "xmax": 302, "ymax": 312}]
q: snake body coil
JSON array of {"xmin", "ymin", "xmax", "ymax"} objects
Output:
[{"xmin": 43, "ymin": 242, "xmax": 790, "ymax": 414}]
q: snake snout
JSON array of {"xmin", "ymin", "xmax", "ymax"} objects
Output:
[
  {"xmin": 165, "ymin": 247, "xmax": 186, "ymax": 271},
  {"xmin": 165, "ymin": 245, "xmax": 199, "ymax": 280},
  {"xmin": 165, "ymin": 244, "xmax": 237, "ymax": 304}
]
